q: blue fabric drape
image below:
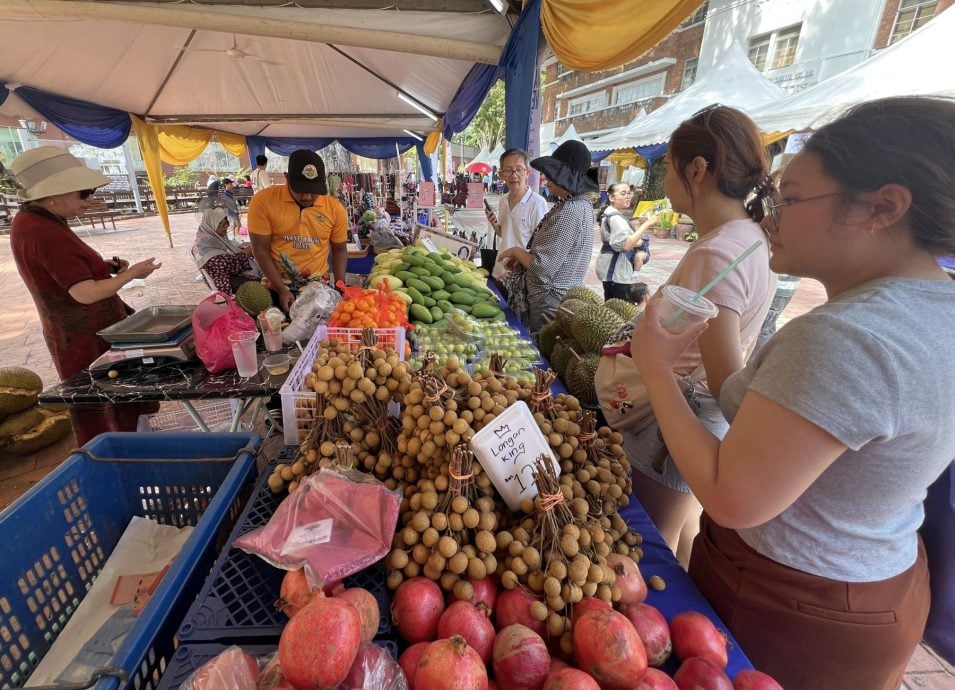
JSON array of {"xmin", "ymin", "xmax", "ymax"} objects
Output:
[
  {"xmin": 15, "ymin": 85, "xmax": 131, "ymax": 149},
  {"xmin": 591, "ymin": 150, "xmax": 613, "ymax": 162},
  {"xmin": 442, "ymin": 63, "xmax": 503, "ymax": 140},
  {"xmin": 338, "ymin": 137, "xmax": 415, "ymax": 158},
  {"xmin": 415, "ymin": 142, "xmax": 433, "ymax": 181},
  {"xmin": 0, "ymin": 84, "xmax": 8, "ymax": 107},
  {"xmin": 635, "ymin": 143, "xmax": 669, "ymax": 165},
  {"xmin": 502, "ymin": 0, "xmax": 543, "ymax": 152},
  {"xmin": 247, "ymin": 136, "xmax": 336, "ymax": 159}
]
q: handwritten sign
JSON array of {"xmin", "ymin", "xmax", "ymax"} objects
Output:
[{"xmin": 469, "ymin": 401, "xmax": 559, "ymax": 511}]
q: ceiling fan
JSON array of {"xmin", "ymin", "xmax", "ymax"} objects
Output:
[{"xmin": 180, "ymin": 34, "xmax": 282, "ymax": 65}]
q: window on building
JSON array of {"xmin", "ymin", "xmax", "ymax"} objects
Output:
[
  {"xmin": 0, "ymin": 128, "xmax": 24, "ymax": 168},
  {"xmin": 748, "ymin": 34, "xmax": 770, "ymax": 71},
  {"xmin": 771, "ymin": 25, "xmax": 801, "ymax": 69},
  {"xmin": 568, "ymin": 92, "xmax": 608, "ymax": 116},
  {"xmin": 890, "ymin": 0, "xmax": 937, "ymax": 44},
  {"xmin": 557, "ymin": 63, "xmax": 573, "ymax": 78},
  {"xmin": 613, "ymin": 74, "xmax": 665, "ymax": 106},
  {"xmin": 682, "ymin": 1, "xmax": 709, "ymax": 27},
  {"xmin": 681, "ymin": 58, "xmax": 699, "ymax": 91}
]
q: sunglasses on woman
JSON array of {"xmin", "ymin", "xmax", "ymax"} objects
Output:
[{"xmin": 78, "ymin": 189, "xmax": 97, "ymax": 200}]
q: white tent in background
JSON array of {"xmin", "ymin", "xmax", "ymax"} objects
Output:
[
  {"xmin": 489, "ymin": 142, "xmax": 505, "ymax": 163},
  {"xmin": 751, "ymin": 7, "xmax": 955, "ymax": 134},
  {"xmin": 468, "ymin": 147, "xmax": 491, "ymax": 166},
  {"xmin": 587, "ymin": 108, "xmax": 648, "ymax": 152},
  {"xmin": 549, "ymin": 123, "xmax": 581, "ymax": 151},
  {"xmin": 590, "ymin": 41, "xmax": 786, "ymax": 152}
]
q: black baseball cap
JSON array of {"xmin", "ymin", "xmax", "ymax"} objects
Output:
[{"xmin": 287, "ymin": 149, "xmax": 328, "ymax": 195}]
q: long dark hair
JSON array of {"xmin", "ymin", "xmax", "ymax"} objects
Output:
[{"xmin": 804, "ymin": 96, "xmax": 955, "ymax": 257}]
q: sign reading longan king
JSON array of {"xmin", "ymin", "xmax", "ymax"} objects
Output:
[{"xmin": 470, "ymin": 401, "xmax": 560, "ymax": 511}]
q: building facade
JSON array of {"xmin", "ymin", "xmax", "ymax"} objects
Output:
[{"xmin": 540, "ymin": 0, "xmax": 953, "ymax": 144}]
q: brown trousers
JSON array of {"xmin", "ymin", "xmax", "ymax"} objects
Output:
[{"xmin": 689, "ymin": 514, "xmax": 930, "ymax": 690}]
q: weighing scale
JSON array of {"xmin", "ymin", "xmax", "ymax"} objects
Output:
[{"xmin": 90, "ymin": 305, "xmax": 197, "ymax": 373}]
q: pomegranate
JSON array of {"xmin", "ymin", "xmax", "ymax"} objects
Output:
[
  {"xmin": 606, "ymin": 553, "xmax": 647, "ymax": 608},
  {"xmin": 542, "ymin": 667, "xmax": 601, "ymax": 690},
  {"xmin": 340, "ymin": 643, "xmax": 397, "ymax": 689},
  {"xmin": 487, "ymin": 682, "xmax": 499, "ymax": 690},
  {"xmin": 492, "ymin": 624, "xmax": 550, "ymax": 690},
  {"xmin": 452, "ymin": 576, "xmax": 498, "ymax": 613},
  {"xmin": 495, "ymin": 587, "xmax": 546, "ymax": 636},
  {"xmin": 275, "ymin": 568, "xmax": 317, "ymax": 618},
  {"xmin": 549, "ymin": 657, "xmax": 571, "ymax": 674},
  {"xmin": 278, "ymin": 593, "xmax": 361, "ymax": 690},
  {"xmin": 398, "ymin": 642, "xmax": 429, "ymax": 690},
  {"xmin": 573, "ymin": 607, "xmax": 648, "ymax": 690},
  {"xmin": 620, "ymin": 603, "xmax": 672, "ymax": 667},
  {"xmin": 570, "ymin": 596, "xmax": 611, "ymax": 627},
  {"xmin": 670, "ymin": 612, "xmax": 728, "ymax": 668},
  {"xmin": 634, "ymin": 668, "xmax": 679, "ymax": 690},
  {"xmin": 437, "ymin": 600, "xmax": 496, "ymax": 663},
  {"xmin": 337, "ymin": 587, "xmax": 380, "ymax": 643},
  {"xmin": 674, "ymin": 657, "xmax": 733, "ymax": 690},
  {"xmin": 733, "ymin": 669, "xmax": 785, "ymax": 690},
  {"xmin": 393, "ymin": 576, "xmax": 445, "ymax": 644},
  {"xmin": 415, "ymin": 635, "xmax": 488, "ymax": 690}
]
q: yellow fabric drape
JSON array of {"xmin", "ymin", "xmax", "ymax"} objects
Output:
[
  {"xmin": 606, "ymin": 150, "xmax": 645, "ymax": 169},
  {"xmin": 155, "ymin": 125, "xmax": 213, "ymax": 165},
  {"xmin": 216, "ymin": 130, "xmax": 247, "ymax": 158},
  {"xmin": 762, "ymin": 130, "xmax": 794, "ymax": 146},
  {"xmin": 129, "ymin": 115, "xmax": 172, "ymax": 245},
  {"xmin": 424, "ymin": 130, "xmax": 442, "ymax": 157},
  {"xmin": 541, "ymin": 0, "xmax": 707, "ymax": 71}
]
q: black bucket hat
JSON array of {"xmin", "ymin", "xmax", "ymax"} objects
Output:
[{"xmin": 531, "ymin": 140, "xmax": 598, "ymax": 195}]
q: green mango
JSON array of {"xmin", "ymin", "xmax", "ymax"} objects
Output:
[
  {"xmin": 436, "ymin": 299, "xmax": 454, "ymax": 313},
  {"xmin": 422, "ymin": 295, "xmax": 437, "ymax": 308},
  {"xmin": 403, "ymin": 254, "xmax": 426, "ymax": 267},
  {"xmin": 409, "ymin": 266, "xmax": 431, "ymax": 277},
  {"xmin": 406, "ymin": 278, "xmax": 432, "ymax": 295},
  {"xmin": 420, "ymin": 275, "xmax": 446, "ymax": 291},
  {"xmin": 395, "ymin": 270, "xmax": 418, "ymax": 283},
  {"xmin": 409, "ymin": 303, "xmax": 433, "ymax": 323},
  {"xmin": 432, "ymin": 289, "xmax": 451, "ymax": 301},
  {"xmin": 429, "ymin": 306, "xmax": 444, "ymax": 323},
  {"xmin": 406, "ymin": 286, "xmax": 426, "ymax": 305},
  {"xmin": 471, "ymin": 302, "xmax": 503, "ymax": 319},
  {"xmin": 449, "ymin": 291, "xmax": 478, "ymax": 305}
]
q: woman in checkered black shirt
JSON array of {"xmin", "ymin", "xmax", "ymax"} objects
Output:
[{"xmin": 498, "ymin": 141, "xmax": 597, "ymax": 336}]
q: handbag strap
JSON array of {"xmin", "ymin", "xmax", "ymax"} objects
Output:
[{"xmin": 602, "ymin": 215, "xmax": 624, "ymax": 279}]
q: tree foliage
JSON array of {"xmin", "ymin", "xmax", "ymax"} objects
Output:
[
  {"xmin": 458, "ymin": 80, "xmax": 505, "ymax": 151},
  {"xmin": 643, "ymin": 158, "xmax": 667, "ymax": 201},
  {"xmin": 164, "ymin": 165, "xmax": 201, "ymax": 188}
]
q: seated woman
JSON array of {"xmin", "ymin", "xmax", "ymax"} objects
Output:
[{"xmin": 192, "ymin": 207, "xmax": 258, "ymax": 295}]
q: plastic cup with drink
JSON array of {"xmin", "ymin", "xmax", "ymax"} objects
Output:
[
  {"xmin": 228, "ymin": 330, "xmax": 260, "ymax": 377},
  {"xmin": 258, "ymin": 311, "xmax": 283, "ymax": 352}
]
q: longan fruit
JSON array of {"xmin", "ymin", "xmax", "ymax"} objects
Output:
[
  {"xmin": 448, "ymin": 551, "xmax": 469, "ymax": 575},
  {"xmin": 529, "ymin": 601, "xmax": 549, "ymax": 621},
  {"xmin": 453, "ymin": 579, "xmax": 474, "ymax": 602},
  {"xmin": 421, "ymin": 527, "xmax": 440, "ymax": 548},
  {"xmin": 438, "ymin": 535, "xmax": 459, "ymax": 558}
]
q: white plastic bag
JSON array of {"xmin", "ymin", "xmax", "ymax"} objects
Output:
[{"xmin": 283, "ymin": 282, "xmax": 340, "ymax": 344}]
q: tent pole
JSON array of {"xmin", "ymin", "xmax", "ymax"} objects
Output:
[{"xmin": 0, "ymin": 0, "xmax": 502, "ymax": 64}]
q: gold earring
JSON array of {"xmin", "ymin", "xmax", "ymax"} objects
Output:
[{"xmin": 49, "ymin": 200, "xmax": 56, "ymax": 208}]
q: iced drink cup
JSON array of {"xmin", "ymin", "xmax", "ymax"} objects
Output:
[
  {"xmin": 258, "ymin": 313, "xmax": 283, "ymax": 352},
  {"xmin": 228, "ymin": 330, "xmax": 259, "ymax": 377},
  {"xmin": 658, "ymin": 285, "xmax": 719, "ymax": 334}
]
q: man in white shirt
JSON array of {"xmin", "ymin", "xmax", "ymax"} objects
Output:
[
  {"xmin": 251, "ymin": 154, "xmax": 271, "ymax": 194},
  {"xmin": 484, "ymin": 148, "xmax": 548, "ymax": 295}
]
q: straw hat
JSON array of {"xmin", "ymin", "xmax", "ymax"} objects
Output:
[{"xmin": 9, "ymin": 146, "xmax": 110, "ymax": 201}]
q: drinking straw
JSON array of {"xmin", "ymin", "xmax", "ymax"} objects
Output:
[
  {"xmin": 260, "ymin": 309, "xmax": 276, "ymax": 335},
  {"xmin": 662, "ymin": 240, "xmax": 764, "ymax": 329}
]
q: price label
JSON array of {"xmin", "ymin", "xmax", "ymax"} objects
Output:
[
  {"xmin": 469, "ymin": 401, "xmax": 558, "ymax": 511},
  {"xmin": 420, "ymin": 237, "xmax": 439, "ymax": 253},
  {"xmin": 290, "ymin": 518, "xmax": 333, "ymax": 546},
  {"xmin": 125, "ymin": 349, "xmax": 145, "ymax": 360}
]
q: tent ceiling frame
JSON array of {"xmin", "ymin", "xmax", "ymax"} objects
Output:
[
  {"xmin": 146, "ymin": 28, "xmax": 197, "ymax": 117},
  {"xmin": 145, "ymin": 113, "xmax": 428, "ymax": 122},
  {"xmin": 0, "ymin": 0, "xmax": 503, "ymax": 63}
]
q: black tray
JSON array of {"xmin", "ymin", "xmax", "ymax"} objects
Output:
[{"xmin": 97, "ymin": 305, "xmax": 195, "ymax": 343}]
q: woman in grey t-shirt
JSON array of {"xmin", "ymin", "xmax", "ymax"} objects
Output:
[{"xmin": 630, "ymin": 97, "xmax": 955, "ymax": 690}]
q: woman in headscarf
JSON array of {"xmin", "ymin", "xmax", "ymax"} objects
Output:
[
  {"xmin": 498, "ymin": 140, "xmax": 597, "ymax": 336},
  {"xmin": 9, "ymin": 147, "xmax": 161, "ymax": 445},
  {"xmin": 192, "ymin": 207, "xmax": 257, "ymax": 295}
]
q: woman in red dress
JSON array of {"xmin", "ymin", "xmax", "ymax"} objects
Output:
[{"xmin": 9, "ymin": 147, "xmax": 162, "ymax": 445}]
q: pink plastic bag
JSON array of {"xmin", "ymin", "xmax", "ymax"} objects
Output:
[
  {"xmin": 180, "ymin": 646, "xmax": 259, "ymax": 690},
  {"xmin": 239, "ymin": 224, "xmax": 249, "ymax": 236},
  {"xmin": 234, "ymin": 468, "xmax": 401, "ymax": 588},
  {"xmin": 339, "ymin": 643, "xmax": 409, "ymax": 690},
  {"xmin": 192, "ymin": 292, "xmax": 257, "ymax": 373}
]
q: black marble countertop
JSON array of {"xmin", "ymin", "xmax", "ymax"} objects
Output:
[{"xmin": 39, "ymin": 348, "xmax": 296, "ymax": 405}]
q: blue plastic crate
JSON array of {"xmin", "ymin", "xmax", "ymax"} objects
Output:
[
  {"xmin": 155, "ymin": 638, "xmax": 398, "ymax": 690},
  {"xmin": 0, "ymin": 432, "xmax": 261, "ymax": 690},
  {"xmin": 177, "ymin": 469, "xmax": 392, "ymax": 644}
]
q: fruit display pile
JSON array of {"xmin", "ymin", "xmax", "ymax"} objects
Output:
[
  {"xmin": 538, "ymin": 285, "xmax": 641, "ymax": 406},
  {"xmin": 328, "ymin": 283, "xmax": 413, "ymax": 330},
  {"xmin": 368, "ymin": 245, "xmax": 504, "ymax": 326}
]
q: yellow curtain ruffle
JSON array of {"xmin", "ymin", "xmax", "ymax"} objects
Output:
[
  {"xmin": 155, "ymin": 125, "xmax": 213, "ymax": 165},
  {"xmin": 541, "ymin": 0, "xmax": 707, "ymax": 72},
  {"xmin": 129, "ymin": 115, "xmax": 172, "ymax": 244},
  {"xmin": 216, "ymin": 130, "xmax": 248, "ymax": 158},
  {"xmin": 606, "ymin": 150, "xmax": 645, "ymax": 169},
  {"xmin": 762, "ymin": 130, "xmax": 794, "ymax": 146},
  {"xmin": 424, "ymin": 130, "xmax": 442, "ymax": 157}
]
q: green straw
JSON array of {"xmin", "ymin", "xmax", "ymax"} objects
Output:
[{"xmin": 662, "ymin": 240, "xmax": 765, "ymax": 329}]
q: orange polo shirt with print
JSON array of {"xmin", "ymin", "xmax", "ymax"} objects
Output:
[{"xmin": 247, "ymin": 184, "xmax": 348, "ymax": 279}]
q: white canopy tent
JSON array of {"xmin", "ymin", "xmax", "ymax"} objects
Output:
[
  {"xmin": 548, "ymin": 122, "xmax": 581, "ymax": 151},
  {"xmin": 468, "ymin": 146, "xmax": 491, "ymax": 167},
  {"xmin": 489, "ymin": 142, "xmax": 506, "ymax": 162},
  {"xmin": 751, "ymin": 7, "xmax": 955, "ymax": 134},
  {"xmin": 589, "ymin": 41, "xmax": 786, "ymax": 152},
  {"xmin": 0, "ymin": 0, "xmax": 509, "ymax": 138},
  {"xmin": 586, "ymin": 107, "xmax": 647, "ymax": 151}
]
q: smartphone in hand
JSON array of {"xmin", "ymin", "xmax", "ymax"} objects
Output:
[{"xmin": 483, "ymin": 198, "xmax": 492, "ymax": 212}]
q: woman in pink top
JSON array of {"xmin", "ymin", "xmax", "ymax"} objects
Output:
[{"xmin": 628, "ymin": 105, "xmax": 775, "ymax": 563}]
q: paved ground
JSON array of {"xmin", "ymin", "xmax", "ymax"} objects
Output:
[{"xmin": 0, "ymin": 199, "xmax": 951, "ymax": 687}]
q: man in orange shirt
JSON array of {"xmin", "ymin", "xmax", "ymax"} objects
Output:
[{"xmin": 248, "ymin": 150, "xmax": 348, "ymax": 311}]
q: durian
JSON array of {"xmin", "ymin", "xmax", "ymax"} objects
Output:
[
  {"xmin": 570, "ymin": 304, "xmax": 625, "ymax": 354},
  {"xmin": 604, "ymin": 298, "xmax": 640, "ymax": 322},
  {"xmin": 561, "ymin": 284, "xmax": 603, "ymax": 306},
  {"xmin": 234, "ymin": 281, "xmax": 273, "ymax": 317}
]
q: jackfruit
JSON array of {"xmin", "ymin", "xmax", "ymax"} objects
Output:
[
  {"xmin": 0, "ymin": 366, "xmax": 43, "ymax": 416},
  {"xmin": 234, "ymin": 281, "xmax": 273, "ymax": 316},
  {"xmin": 0, "ymin": 404, "xmax": 71, "ymax": 456}
]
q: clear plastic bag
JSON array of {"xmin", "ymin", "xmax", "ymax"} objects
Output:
[
  {"xmin": 179, "ymin": 646, "xmax": 259, "ymax": 690},
  {"xmin": 283, "ymin": 282, "xmax": 341, "ymax": 345},
  {"xmin": 338, "ymin": 643, "xmax": 409, "ymax": 690},
  {"xmin": 234, "ymin": 468, "xmax": 401, "ymax": 588}
]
